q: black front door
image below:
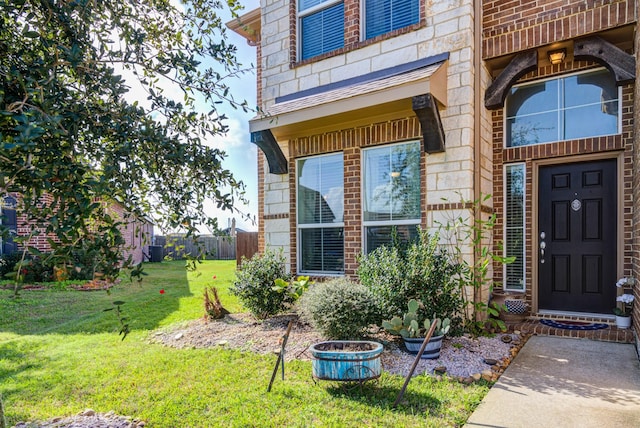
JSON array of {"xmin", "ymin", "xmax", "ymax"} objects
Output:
[{"xmin": 538, "ymin": 159, "xmax": 617, "ymax": 313}]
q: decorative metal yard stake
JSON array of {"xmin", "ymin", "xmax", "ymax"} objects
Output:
[
  {"xmin": 393, "ymin": 320, "xmax": 438, "ymax": 408},
  {"xmin": 267, "ymin": 319, "xmax": 294, "ymax": 392}
]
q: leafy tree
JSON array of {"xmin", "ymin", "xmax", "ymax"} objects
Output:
[{"xmin": 0, "ymin": 0, "xmax": 250, "ymax": 282}]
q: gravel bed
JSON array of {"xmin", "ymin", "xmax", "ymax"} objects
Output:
[
  {"xmin": 13, "ymin": 409, "xmax": 145, "ymax": 428},
  {"xmin": 150, "ymin": 314, "xmax": 524, "ymax": 379}
]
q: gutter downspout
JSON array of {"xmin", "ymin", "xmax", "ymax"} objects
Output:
[{"xmin": 473, "ymin": 0, "xmax": 483, "ymax": 319}]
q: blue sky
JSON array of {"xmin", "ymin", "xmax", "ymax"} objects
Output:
[{"xmin": 207, "ymin": 0, "xmax": 261, "ymax": 232}]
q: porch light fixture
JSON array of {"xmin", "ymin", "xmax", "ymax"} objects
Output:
[
  {"xmin": 547, "ymin": 48, "xmax": 566, "ymax": 65},
  {"xmin": 390, "ymin": 171, "xmax": 401, "ymax": 178}
]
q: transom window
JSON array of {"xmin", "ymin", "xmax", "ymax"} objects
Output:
[
  {"xmin": 364, "ymin": 0, "xmax": 419, "ymax": 40},
  {"xmin": 505, "ymin": 69, "xmax": 620, "ymax": 147},
  {"xmin": 363, "ymin": 141, "xmax": 421, "ymax": 253},
  {"xmin": 297, "ymin": 153, "xmax": 344, "ymax": 273},
  {"xmin": 298, "ymin": 0, "xmax": 344, "ymax": 60}
]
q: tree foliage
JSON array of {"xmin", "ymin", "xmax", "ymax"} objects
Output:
[{"xmin": 0, "ymin": 0, "xmax": 250, "ymax": 279}]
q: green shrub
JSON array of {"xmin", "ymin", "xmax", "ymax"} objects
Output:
[
  {"xmin": 357, "ymin": 228, "xmax": 465, "ymax": 336},
  {"xmin": 230, "ymin": 250, "xmax": 292, "ymax": 319},
  {"xmin": 0, "ymin": 252, "xmax": 22, "ymax": 279},
  {"xmin": 356, "ymin": 244, "xmax": 405, "ymax": 319},
  {"xmin": 69, "ymin": 245, "xmax": 100, "ymax": 280},
  {"xmin": 20, "ymin": 256, "xmax": 53, "ymax": 283},
  {"xmin": 297, "ymin": 278, "xmax": 380, "ymax": 340}
]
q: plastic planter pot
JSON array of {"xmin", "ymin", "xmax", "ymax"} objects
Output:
[
  {"xmin": 615, "ymin": 315, "xmax": 631, "ymax": 329},
  {"xmin": 310, "ymin": 341, "xmax": 383, "ymax": 382},
  {"xmin": 403, "ymin": 335, "xmax": 444, "ymax": 359}
]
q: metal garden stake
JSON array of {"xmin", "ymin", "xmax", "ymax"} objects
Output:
[{"xmin": 267, "ymin": 319, "xmax": 294, "ymax": 392}]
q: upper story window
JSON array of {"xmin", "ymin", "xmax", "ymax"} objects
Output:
[
  {"xmin": 362, "ymin": 141, "xmax": 421, "ymax": 253},
  {"xmin": 505, "ymin": 69, "xmax": 620, "ymax": 147},
  {"xmin": 299, "ymin": 0, "xmax": 345, "ymax": 60},
  {"xmin": 364, "ymin": 0, "xmax": 419, "ymax": 40},
  {"xmin": 297, "ymin": 153, "xmax": 344, "ymax": 274}
]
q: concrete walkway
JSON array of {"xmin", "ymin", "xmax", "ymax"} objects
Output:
[{"xmin": 465, "ymin": 335, "xmax": 640, "ymax": 428}]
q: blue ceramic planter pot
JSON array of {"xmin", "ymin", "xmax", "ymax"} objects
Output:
[{"xmin": 310, "ymin": 341, "xmax": 383, "ymax": 381}]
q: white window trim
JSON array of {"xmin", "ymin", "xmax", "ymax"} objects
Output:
[
  {"xmin": 361, "ymin": 140, "xmax": 421, "ymax": 253},
  {"xmin": 296, "ymin": 152, "xmax": 345, "ymax": 275},
  {"xmin": 503, "ymin": 67, "xmax": 622, "ymax": 149},
  {"xmin": 503, "ymin": 162, "xmax": 526, "ymax": 292},
  {"xmin": 299, "ymin": 0, "xmax": 342, "ymax": 17},
  {"xmin": 297, "ymin": 0, "xmax": 344, "ymax": 60}
]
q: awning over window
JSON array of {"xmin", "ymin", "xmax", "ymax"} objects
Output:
[
  {"xmin": 250, "ymin": 54, "xmax": 448, "ymax": 136},
  {"xmin": 249, "ymin": 53, "xmax": 449, "ymax": 174},
  {"xmin": 250, "ymin": 53, "xmax": 449, "ymax": 174}
]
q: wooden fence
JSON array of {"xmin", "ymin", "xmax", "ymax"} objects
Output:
[
  {"xmin": 154, "ymin": 233, "xmax": 259, "ymax": 262},
  {"xmin": 154, "ymin": 235, "xmax": 236, "ymax": 260},
  {"xmin": 236, "ymin": 232, "xmax": 259, "ymax": 266}
]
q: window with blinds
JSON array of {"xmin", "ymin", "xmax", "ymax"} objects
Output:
[
  {"xmin": 504, "ymin": 163, "xmax": 525, "ymax": 291},
  {"xmin": 299, "ymin": 0, "xmax": 344, "ymax": 60},
  {"xmin": 297, "ymin": 153, "xmax": 344, "ymax": 273},
  {"xmin": 364, "ymin": 0, "xmax": 419, "ymax": 40},
  {"xmin": 363, "ymin": 141, "xmax": 421, "ymax": 253}
]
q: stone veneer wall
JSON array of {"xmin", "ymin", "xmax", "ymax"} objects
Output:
[{"xmin": 257, "ymin": 0, "xmax": 493, "ymax": 275}]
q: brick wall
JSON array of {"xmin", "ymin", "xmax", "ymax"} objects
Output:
[
  {"xmin": 15, "ymin": 192, "xmax": 58, "ymax": 252},
  {"xmin": 490, "ymin": 61, "xmax": 635, "ymax": 311},
  {"xmin": 286, "ymin": 116, "xmax": 425, "ymax": 276},
  {"xmin": 10, "ymin": 193, "xmax": 152, "ymax": 265},
  {"xmin": 483, "ymin": 0, "xmax": 637, "ymax": 59},
  {"xmin": 484, "ymin": 0, "xmax": 637, "ymax": 317},
  {"xmin": 632, "ymin": 23, "xmax": 639, "ymax": 338},
  {"xmin": 257, "ymin": 0, "xmax": 486, "ymax": 276}
]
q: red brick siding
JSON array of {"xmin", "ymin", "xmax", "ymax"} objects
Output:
[
  {"xmin": 632, "ymin": 25, "xmax": 639, "ymax": 333},
  {"xmin": 15, "ymin": 193, "xmax": 58, "ymax": 252},
  {"xmin": 11, "ymin": 193, "xmax": 151, "ymax": 265},
  {"xmin": 285, "ymin": 115, "xmax": 424, "ymax": 276},
  {"xmin": 482, "ymin": 0, "xmax": 637, "ymax": 59},
  {"xmin": 490, "ymin": 61, "xmax": 635, "ymax": 311}
]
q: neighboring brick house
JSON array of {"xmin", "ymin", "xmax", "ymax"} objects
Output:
[
  {"xmin": 1, "ymin": 193, "xmax": 153, "ymax": 265},
  {"xmin": 229, "ymin": 1, "xmax": 637, "ymax": 334}
]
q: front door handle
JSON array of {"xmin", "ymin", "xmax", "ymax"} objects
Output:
[{"xmin": 540, "ymin": 238, "xmax": 546, "ymax": 264}]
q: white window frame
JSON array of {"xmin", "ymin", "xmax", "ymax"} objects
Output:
[
  {"xmin": 361, "ymin": 140, "xmax": 421, "ymax": 253},
  {"xmin": 296, "ymin": 152, "xmax": 345, "ymax": 275},
  {"xmin": 297, "ymin": 0, "xmax": 344, "ymax": 60},
  {"xmin": 503, "ymin": 68, "xmax": 622, "ymax": 148},
  {"xmin": 503, "ymin": 163, "xmax": 526, "ymax": 291}
]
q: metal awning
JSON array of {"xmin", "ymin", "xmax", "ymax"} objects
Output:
[
  {"xmin": 251, "ymin": 54, "xmax": 449, "ymax": 174},
  {"xmin": 250, "ymin": 57, "xmax": 448, "ymax": 136}
]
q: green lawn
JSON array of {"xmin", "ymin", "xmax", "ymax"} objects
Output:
[{"xmin": 0, "ymin": 260, "xmax": 489, "ymax": 427}]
